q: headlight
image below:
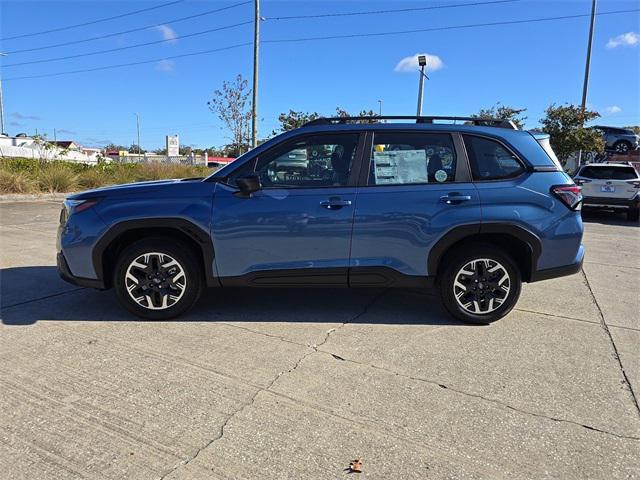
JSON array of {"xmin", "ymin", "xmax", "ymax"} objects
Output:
[{"xmin": 64, "ymin": 198, "xmax": 101, "ymax": 215}]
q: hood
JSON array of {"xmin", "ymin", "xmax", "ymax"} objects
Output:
[{"xmin": 68, "ymin": 177, "xmax": 204, "ymax": 200}]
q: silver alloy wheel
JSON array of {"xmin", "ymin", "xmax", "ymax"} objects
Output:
[
  {"xmin": 124, "ymin": 252, "xmax": 187, "ymax": 310},
  {"xmin": 453, "ymin": 258, "xmax": 510, "ymax": 315},
  {"xmin": 615, "ymin": 142, "xmax": 629, "ymax": 153}
]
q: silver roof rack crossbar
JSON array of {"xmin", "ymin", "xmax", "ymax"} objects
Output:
[{"xmin": 303, "ymin": 115, "xmax": 518, "ymax": 130}]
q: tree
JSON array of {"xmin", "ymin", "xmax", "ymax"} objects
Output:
[
  {"xmin": 335, "ymin": 107, "xmax": 380, "ymax": 123},
  {"xmin": 273, "ymin": 110, "xmax": 321, "ymax": 134},
  {"xmin": 472, "ymin": 102, "xmax": 527, "ymax": 129},
  {"xmin": 540, "ymin": 104, "xmax": 604, "ymax": 164},
  {"xmin": 208, "ymin": 74, "xmax": 252, "ymax": 156},
  {"xmin": 128, "ymin": 144, "xmax": 146, "ymax": 154},
  {"xmin": 104, "ymin": 143, "xmax": 129, "ymax": 152}
]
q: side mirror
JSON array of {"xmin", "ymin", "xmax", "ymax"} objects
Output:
[{"xmin": 235, "ymin": 175, "xmax": 261, "ymax": 196}]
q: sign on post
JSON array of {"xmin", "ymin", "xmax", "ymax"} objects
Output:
[{"xmin": 166, "ymin": 135, "xmax": 179, "ymax": 156}]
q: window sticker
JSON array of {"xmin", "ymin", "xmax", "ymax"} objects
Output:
[
  {"xmin": 373, "ymin": 149, "xmax": 428, "ymax": 184},
  {"xmin": 434, "ymin": 169, "xmax": 448, "ymax": 183}
]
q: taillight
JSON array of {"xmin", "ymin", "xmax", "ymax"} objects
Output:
[
  {"xmin": 626, "ymin": 180, "xmax": 640, "ymax": 188},
  {"xmin": 551, "ymin": 185, "xmax": 582, "ymax": 210}
]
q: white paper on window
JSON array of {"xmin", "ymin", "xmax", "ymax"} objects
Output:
[{"xmin": 373, "ymin": 149, "xmax": 428, "ymax": 184}]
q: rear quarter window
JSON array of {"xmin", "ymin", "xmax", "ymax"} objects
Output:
[{"xmin": 462, "ymin": 135, "xmax": 525, "ymax": 181}]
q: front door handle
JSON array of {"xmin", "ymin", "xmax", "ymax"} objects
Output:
[
  {"xmin": 440, "ymin": 194, "xmax": 472, "ymax": 205},
  {"xmin": 320, "ymin": 198, "xmax": 352, "ymax": 210}
]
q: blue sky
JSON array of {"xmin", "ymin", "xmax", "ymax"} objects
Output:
[{"xmin": 1, "ymin": 0, "xmax": 639, "ymax": 150}]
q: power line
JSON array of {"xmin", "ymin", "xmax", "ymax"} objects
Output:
[
  {"xmin": 3, "ymin": 1, "xmax": 252, "ymax": 55},
  {"xmin": 266, "ymin": 0, "xmax": 523, "ymax": 20},
  {"xmin": 3, "ymin": 21, "xmax": 253, "ymax": 67},
  {"xmin": 4, "ymin": 8, "xmax": 638, "ymax": 82},
  {"xmin": 3, "ymin": 43, "xmax": 253, "ymax": 81},
  {"xmin": 0, "ymin": 0, "xmax": 185, "ymax": 42},
  {"xmin": 262, "ymin": 8, "xmax": 640, "ymax": 45}
]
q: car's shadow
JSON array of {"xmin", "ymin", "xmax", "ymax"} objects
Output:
[
  {"xmin": 1, "ymin": 266, "xmax": 463, "ymax": 327},
  {"xmin": 581, "ymin": 209, "xmax": 639, "ymax": 227}
]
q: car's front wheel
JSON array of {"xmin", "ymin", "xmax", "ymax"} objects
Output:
[
  {"xmin": 439, "ymin": 245, "xmax": 522, "ymax": 324},
  {"xmin": 114, "ymin": 238, "xmax": 203, "ymax": 320}
]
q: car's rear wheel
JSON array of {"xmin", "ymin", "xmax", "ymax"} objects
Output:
[
  {"xmin": 628, "ymin": 207, "xmax": 640, "ymax": 222},
  {"xmin": 439, "ymin": 245, "xmax": 521, "ymax": 324},
  {"xmin": 114, "ymin": 238, "xmax": 203, "ymax": 320}
]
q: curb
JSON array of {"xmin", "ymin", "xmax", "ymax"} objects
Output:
[{"xmin": 0, "ymin": 192, "xmax": 74, "ymax": 203}]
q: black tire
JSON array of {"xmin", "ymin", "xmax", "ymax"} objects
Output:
[
  {"xmin": 113, "ymin": 237, "xmax": 203, "ymax": 320},
  {"xmin": 439, "ymin": 244, "xmax": 522, "ymax": 324},
  {"xmin": 628, "ymin": 208, "xmax": 640, "ymax": 222},
  {"xmin": 614, "ymin": 141, "xmax": 631, "ymax": 154}
]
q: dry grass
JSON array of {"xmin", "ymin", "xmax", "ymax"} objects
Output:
[
  {"xmin": 0, "ymin": 170, "xmax": 37, "ymax": 194},
  {"xmin": 0, "ymin": 158, "xmax": 212, "ymax": 194}
]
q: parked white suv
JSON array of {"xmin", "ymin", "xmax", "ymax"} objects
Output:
[{"xmin": 573, "ymin": 163, "xmax": 640, "ymax": 221}]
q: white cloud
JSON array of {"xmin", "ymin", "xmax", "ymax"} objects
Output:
[
  {"xmin": 394, "ymin": 53, "xmax": 444, "ymax": 73},
  {"xmin": 155, "ymin": 59, "xmax": 175, "ymax": 72},
  {"xmin": 155, "ymin": 25, "xmax": 177, "ymax": 43},
  {"xmin": 604, "ymin": 105, "xmax": 622, "ymax": 115},
  {"xmin": 606, "ymin": 32, "xmax": 639, "ymax": 48}
]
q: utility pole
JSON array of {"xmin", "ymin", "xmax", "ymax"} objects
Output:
[
  {"xmin": 251, "ymin": 0, "xmax": 260, "ymax": 149},
  {"xmin": 578, "ymin": 0, "xmax": 597, "ymax": 167},
  {"xmin": 135, "ymin": 113, "xmax": 141, "ymax": 158},
  {"xmin": 416, "ymin": 55, "xmax": 428, "ymax": 116},
  {"xmin": 0, "ymin": 52, "xmax": 7, "ymax": 135},
  {"xmin": 378, "ymin": 99, "xmax": 383, "ymax": 116},
  {"xmin": 54, "ymin": 128, "xmax": 57, "ymax": 143}
]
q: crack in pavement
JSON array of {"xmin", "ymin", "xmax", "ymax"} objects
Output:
[
  {"xmin": 157, "ymin": 291, "xmax": 386, "ymax": 479},
  {"xmin": 1, "ymin": 287, "xmax": 86, "ymax": 310},
  {"xmin": 318, "ymin": 350, "xmax": 640, "ymax": 441},
  {"xmin": 581, "ymin": 269, "xmax": 640, "ymax": 417}
]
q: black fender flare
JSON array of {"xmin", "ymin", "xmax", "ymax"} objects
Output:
[
  {"xmin": 92, "ymin": 218, "xmax": 216, "ymax": 287},
  {"xmin": 427, "ymin": 223, "xmax": 542, "ymax": 280}
]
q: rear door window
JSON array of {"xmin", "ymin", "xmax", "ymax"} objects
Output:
[
  {"xmin": 579, "ymin": 166, "xmax": 638, "ymax": 180},
  {"xmin": 463, "ymin": 135, "xmax": 524, "ymax": 181},
  {"xmin": 367, "ymin": 132, "xmax": 457, "ymax": 185}
]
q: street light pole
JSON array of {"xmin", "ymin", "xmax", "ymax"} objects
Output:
[
  {"xmin": 135, "ymin": 113, "xmax": 141, "ymax": 158},
  {"xmin": 578, "ymin": 0, "xmax": 597, "ymax": 166},
  {"xmin": 378, "ymin": 99, "xmax": 383, "ymax": 116},
  {"xmin": 416, "ymin": 55, "xmax": 427, "ymax": 116},
  {"xmin": 251, "ymin": 0, "xmax": 260, "ymax": 149}
]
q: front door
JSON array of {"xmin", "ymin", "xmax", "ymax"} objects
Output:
[
  {"xmin": 349, "ymin": 131, "xmax": 481, "ymax": 283},
  {"xmin": 211, "ymin": 132, "xmax": 364, "ymax": 285}
]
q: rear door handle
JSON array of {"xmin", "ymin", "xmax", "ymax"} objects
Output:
[
  {"xmin": 320, "ymin": 199, "xmax": 352, "ymax": 210},
  {"xmin": 440, "ymin": 194, "xmax": 472, "ymax": 205}
]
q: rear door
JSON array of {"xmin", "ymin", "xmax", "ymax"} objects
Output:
[
  {"xmin": 576, "ymin": 165, "xmax": 639, "ymax": 200},
  {"xmin": 349, "ymin": 130, "xmax": 481, "ymax": 283}
]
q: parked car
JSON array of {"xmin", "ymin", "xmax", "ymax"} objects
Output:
[
  {"xmin": 591, "ymin": 125, "xmax": 640, "ymax": 153},
  {"xmin": 573, "ymin": 163, "xmax": 640, "ymax": 221},
  {"xmin": 57, "ymin": 115, "xmax": 584, "ymax": 324}
]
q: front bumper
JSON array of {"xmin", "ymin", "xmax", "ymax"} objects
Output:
[
  {"xmin": 529, "ymin": 245, "xmax": 584, "ymax": 282},
  {"xmin": 583, "ymin": 196, "xmax": 639, "ymax": 210},
  {"xmin": 57, "ymin": 252, "xmax": 106, "ymax": 289}
]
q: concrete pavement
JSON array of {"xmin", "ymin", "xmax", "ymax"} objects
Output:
[{"xmin": 1, "ymin": 201, "xmax": 638, "ymax": 479}]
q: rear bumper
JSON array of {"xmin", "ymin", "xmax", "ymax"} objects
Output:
[
  {"xmin": 529, "ymin": 245, "xmax": 584, "ymax": 282},
  {"xmin": 57, "ymin": 252, "xmax": 106, "ymax": 289},
  {"xmin": 583, "ymin": 196, "xmax": 639, "ymax": 210}
]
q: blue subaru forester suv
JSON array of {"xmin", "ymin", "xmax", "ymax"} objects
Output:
[{"xmin": 57, "ymin": 116, "xmax": 584, "ymax": 324}]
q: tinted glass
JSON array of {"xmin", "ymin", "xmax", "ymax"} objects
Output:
[
  {"xmin": 368, "ymin": 132, "xmax": 457, "ymax": 185},
  {"xmin": 463, "ymin": 135, "xmax": 524, "ymax": 181},
  {"xmin": 580, "ymin": 166, "xmax": 638, "ymax": 180},
  {"xmin": 231, "ymin": 134, "xmax": 359, "ymax": 188}
]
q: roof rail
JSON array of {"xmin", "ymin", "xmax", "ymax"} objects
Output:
[{"xmin": 303, "ymin": 115, "xmax": 518, "ymax": 130}]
